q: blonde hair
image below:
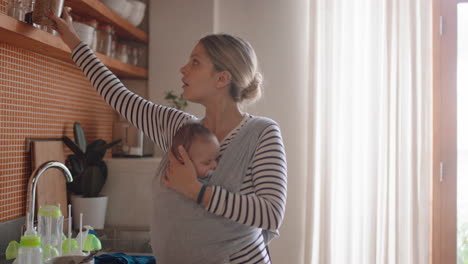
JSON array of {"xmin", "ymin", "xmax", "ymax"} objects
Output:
[{"xmin": 199, "ymin": 34, "xmax": 263, "ymax": 102}]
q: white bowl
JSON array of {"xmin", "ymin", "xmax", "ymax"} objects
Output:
[
  {"xmin": 120, "ymin": 0, "xmax": 134, "ymax": 19},
  {"xmin": 127, "ymin": 0, "xmax": 146, "ymax": 26},
  {"xmin": 100, "ymin": 0, "xmax": 128, "ymax": 17}
]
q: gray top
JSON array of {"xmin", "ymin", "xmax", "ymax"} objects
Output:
[{"xmin": 150, "ymin": 116, "xmax": 277, "ymax": 264}]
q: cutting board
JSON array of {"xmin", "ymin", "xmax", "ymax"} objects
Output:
[{"xmin": 27, "ymin": 140, "xmax": 69, "ymax": 219}]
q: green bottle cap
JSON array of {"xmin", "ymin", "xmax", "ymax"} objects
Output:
[
  {"xmin": 5, "ymin": 240, "xmax": 19, "ymax": 260},
  {"xmin": 20, "ymin": 235, "xmax": 41, "ymax": 248},
  {"xmin": 38, "ymin": 205, "xmax": 62, "ymax": 218},
  {"xmin": 83, "ymin": 234, "xmax": 101, "ymax": 251},
  {"xmin": 62, "ymin": 238, "xmax": 79, "ymax": 254}
]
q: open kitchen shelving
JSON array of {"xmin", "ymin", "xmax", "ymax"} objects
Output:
[
  {"xmin": 0, "ymin": 0, "xmax": 148, "ymax": 79},
  {"xmin": 64, "ymin": 0, "xmax": 148, "ymax": 43}
]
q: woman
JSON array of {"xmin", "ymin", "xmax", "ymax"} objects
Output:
[{"xmin": 49, "ymin": 9, "xmax": 287, "ymax": 263}]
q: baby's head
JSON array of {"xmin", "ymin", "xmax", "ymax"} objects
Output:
[{"xmin": 171, "ymin": 122, "xmax": 220, "ymax": 178}]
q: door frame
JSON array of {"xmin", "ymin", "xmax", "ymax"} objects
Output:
[{"xmin": 432, "ymin": 0, "xmax": 458, "ymax": 263}]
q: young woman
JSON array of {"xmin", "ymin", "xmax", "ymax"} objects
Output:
[{"xmin": 49, "ymin": 9, "xmax": 287, "ymax": 263}]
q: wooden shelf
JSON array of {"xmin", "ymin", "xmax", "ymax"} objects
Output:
[
  {"xmin": 96, "ymin": 53, "xmax": 147, "ymax": 79},
  {"xmin": 0, "ymin": 13, "xmax": 148, "ymax": 79},
  {"xmin": 64, "ymin": 0, "xmax": 148, "ymax": 43}
]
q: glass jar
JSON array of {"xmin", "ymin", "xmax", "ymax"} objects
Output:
[
  {"xmin": 81, "ymin": 19, "xmax": 98, "ymax": 51},
  {"xmin": 111, "ymin": 32, "xmax": 118, "ymax": 59},
  {"xmin": 116, "ymin": 43, "xmax": 129, "ymax": 64},
  {"xmin": 72, "ymin": 20, "xmax": 95, "ymax": 47},
  {"xmin": 22, "ymin": 0, "xmax": 34, "ymax": 14},
  {"xmin": 7, "ymin": 0, "xmax": 25, "ymax": 21},
  {"xmin": 32, "ymin": 0, "xmax": 64, "ymax": 26},
  {"xmin": 97, "ymin": 25, "xmax": 114, "ymax": 56},
  {"xmin": 128, "ymin": 46, "xmax": 139, "ymax": 66},
  {"xmin": 137, "ymin": 46, "xmax": 148, "ymax": 69}
]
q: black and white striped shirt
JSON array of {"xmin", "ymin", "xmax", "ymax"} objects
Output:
[{"xmin": 72, "ymin": 43, "xmax": 287, "ymax": 263}]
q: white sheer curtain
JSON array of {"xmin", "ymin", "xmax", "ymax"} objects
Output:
[{"xmin": 306, "ymin": 0, "xmax": 432, "ymax": 263}]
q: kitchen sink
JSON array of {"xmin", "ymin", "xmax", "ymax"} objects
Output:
[
  {"xmin": 0, "ymin": 227, "xmax": 152, "ymax": 264},
  {"xmin": 94, "ymin": 226, "xmax": 152, "ymax": 254}
]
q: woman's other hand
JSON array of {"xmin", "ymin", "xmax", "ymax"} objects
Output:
[
  {"xmin": 164, "ymin": 146, "xmax": 202, "ymax": 201},
  {"xmin": 47, "ymin": 8, "xmax": 81, "ymax": 51}
]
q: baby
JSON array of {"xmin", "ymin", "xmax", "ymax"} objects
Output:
[{"xmin": 171, "ymin": 121, "xmax": 219, "ymax": 179}]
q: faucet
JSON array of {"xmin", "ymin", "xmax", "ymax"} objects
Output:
[{"xmin": 28, "ymin": 161, "xmax": 73, "ymax": 230}]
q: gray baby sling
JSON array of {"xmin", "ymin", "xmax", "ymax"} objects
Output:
[{"xmin": 150, "ymin": 116, "xmax": 279, "ymax": 264}]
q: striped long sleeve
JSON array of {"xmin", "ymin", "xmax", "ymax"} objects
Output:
[
  {"xmin": 71, "ymin": 43, "xmax": 192, "ymax": 151},
  {"xmin": 207, "ymin": 124, "xmax": 287, "ymax": 233}
]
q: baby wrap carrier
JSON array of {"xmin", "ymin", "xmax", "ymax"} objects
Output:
[{"xmin": 150, "ymin": 116, "xmax": 278, "ymax": 264}]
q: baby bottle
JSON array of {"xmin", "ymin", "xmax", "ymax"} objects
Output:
[
  {"xmin": 17, "ymin": 233, "xmax": 42, "ymax": 264},
  {"xmin": 17, "ymin": 212, "xmax": 42, "ymax": 263},
  {"xmin": 38, "ymin": 205, "xmax": 63, "ymax": 260}
]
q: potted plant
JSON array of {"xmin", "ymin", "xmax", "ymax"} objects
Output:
[
  {"xmin": 63, "ymin": 122, "xmax": 121, "ymax": 230},
  {"xmin": 164, "ymin": 91, "xmax": 188, "ymax": 110}
]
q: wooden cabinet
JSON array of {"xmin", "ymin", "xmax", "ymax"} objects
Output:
[{"xmin": 0, "ymin": 0, "xmax": 148, "ymax": 79}]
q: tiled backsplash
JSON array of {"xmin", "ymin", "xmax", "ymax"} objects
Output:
[
  {"xmin": 0, "ymin": 1, "xmax": 5, "ymax": 13},
  {"xmin": 0, "ymin": 42, "xmax": 115, "ymax": 222}
]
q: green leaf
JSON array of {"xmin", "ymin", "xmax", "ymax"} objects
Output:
[
  {"xmin": 164, "ymin": 91, "xmax": 188, "ymax": 110},
  {"xmin": 63, "ymin": 136, "xmax": 85, "ymax": 160},
  {"xmin": 74, "ymin": 122, "xmax": 87, "ymax": 153},
  {"xmin": 81, "ymin": 165, "xmax": 107, "ymax": 197}
]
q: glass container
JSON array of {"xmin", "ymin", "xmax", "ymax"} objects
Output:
[
  {"xmin": 116, "ymin": 43, "xmax": 129, "ymax": 64},
  {"xmin": 32, "ymin": 0, "xmax": 64, "ymax": 26},
  {"xmin": 6, "ymin": 0, "xmax": 25, "ymax": 21},
  {"xmin": 97, "ymin": 25, "xmax": 114, "ymax": 57}
]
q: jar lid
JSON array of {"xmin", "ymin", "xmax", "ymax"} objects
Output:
[
  {"xmin": 99, "ymin": 24, "xmax": 113, "ymax": 30},
  {"xmin": 76, "ymin": 18, "xmax": 98, "ymax": 25},
  {"xmin": 85, "ymin": 19, "xmax": 98, "ymax": 25},
  {"xmin": 20, "ymin": 235, "xmax": 41, "ymax": 248}
]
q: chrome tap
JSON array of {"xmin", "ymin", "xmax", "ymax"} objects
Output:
[{"xmin": 28, "ymin": 161, "xmax": 73, "ymax": 230}]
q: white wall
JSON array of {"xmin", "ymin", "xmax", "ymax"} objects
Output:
[
  {"xmin": 149, "ymin": 0, "xmax": 214, "ymax": 117},
  {"xmin": 215, "ymin": 1, "xmax": 310, "ymax": 263},
  {"xmin": 149, "ymin": 1, "xmax": 310, "ymax": 262},
  {"xmin": 103, "ymin": 157, "xmax": 161, "ymax": 228}
]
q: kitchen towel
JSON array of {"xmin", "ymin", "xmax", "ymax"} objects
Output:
[{"xmin": 94, "ymin": 252, "xmax": 155, "ymax": 264}]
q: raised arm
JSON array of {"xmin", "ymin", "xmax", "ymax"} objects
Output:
[
  {"xmin": 49, "ymin": 9, "xmax": 192, "ymax": 151},
  {"xmin": 71, "ymin": 43, "xmax": 192, "ymax": 150}
]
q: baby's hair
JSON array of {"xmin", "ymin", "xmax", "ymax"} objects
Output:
[{"xmin": 171, "ymin": 121, "xmax": 216, "ymax": 162}]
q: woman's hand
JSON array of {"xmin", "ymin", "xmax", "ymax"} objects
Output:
[
  {"xmin": 163, "ymin": 146, "xmax": 202, "ymax": 201},
  {"xmin": 47, "ymin": 8, "xmax": 82, "ymax": 51}
]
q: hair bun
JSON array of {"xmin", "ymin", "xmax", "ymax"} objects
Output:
[{"xmin": 240, "ymin": 72, "xmax": 263, "ymax": 102}]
